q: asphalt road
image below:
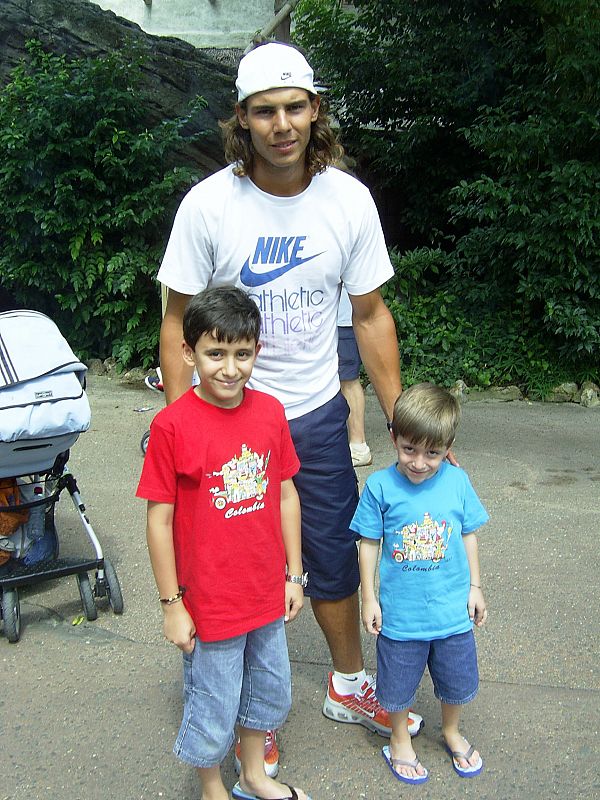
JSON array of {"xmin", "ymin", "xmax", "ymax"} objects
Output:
[{"xmin": 2, "ymin": 376, "xmax": 599, "ymax": 800}]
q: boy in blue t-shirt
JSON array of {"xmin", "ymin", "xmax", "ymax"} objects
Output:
[{"xmin": 353, "ymin": 382, "xmax": 488, "ymax": 785}]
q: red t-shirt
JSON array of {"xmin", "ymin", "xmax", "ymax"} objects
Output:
[{"xmin": 136, "ymin": 388, "xmax": 300, "ymax": 642}]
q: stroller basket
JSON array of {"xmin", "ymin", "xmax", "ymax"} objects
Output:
[{"xmin": 0, "ymin": 310, "xmax": 123, "ymax": 642}]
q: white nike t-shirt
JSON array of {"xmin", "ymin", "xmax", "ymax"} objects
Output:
[
  {"xmin": 158, "ymin": 165, "xmax": 393, "ymax": 419},
  {"xmin": 337, "ymin": 286, "xmax": 353, "ymax": 328}
]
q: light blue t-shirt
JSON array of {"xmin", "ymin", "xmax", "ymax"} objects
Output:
[{"xmin": 351, "ymin": 461, "xmax": 489, "ymax": 641}]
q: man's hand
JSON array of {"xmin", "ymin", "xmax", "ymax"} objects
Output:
[{"xmin": 446, "ymin": 448, "xmax": 460, "ymax": 467}]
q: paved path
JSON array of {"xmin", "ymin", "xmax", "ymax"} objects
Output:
[{"xmin": 2, "ymin": 377, "xmax": 599, "ymax": 799}]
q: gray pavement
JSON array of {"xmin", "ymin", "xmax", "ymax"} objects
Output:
[{"xmin": 2, "ymin": 376, "xmax": 599, "ymax": 800}]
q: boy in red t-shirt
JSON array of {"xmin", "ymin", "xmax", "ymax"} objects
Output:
[{"xmin": 137, "ymin": 286, "xmax": 311, "ymax": 800}]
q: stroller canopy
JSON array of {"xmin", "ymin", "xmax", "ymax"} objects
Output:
[{"xmin": 0, "ymin": 310, "xmax": 91, "ymax": 444}]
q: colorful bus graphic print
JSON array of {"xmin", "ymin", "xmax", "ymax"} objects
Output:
[
  {"xmin": 208, "ymin": 445, "xmax": 270, "ymax": 510},
  {"xmin": 391, "ymin": 512, "xmax": 452, "ymax": 563}
]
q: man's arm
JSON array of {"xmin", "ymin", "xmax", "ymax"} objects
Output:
[
  {"xmin": 159, "ymin": 288, "xmax": 195, "ymax": 405},
  {"xmin": 349, "ymin": 289, "xmax": 401, "ymax": 421}
]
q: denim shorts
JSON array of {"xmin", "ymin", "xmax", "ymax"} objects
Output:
[
  {"xmin": 337, "ymin": 326, "xmax": 361, "ymax": 382},
  {"xmin": 173, "ymin": 618, "xmax": 291, "ymax": 768},
  {"xmin": 375, "ymin": 630, "xmax": 479, "ymax": 711},
  {"xmin": 288, "ymin": 392, "xmax": 360, "ymax": 600}
]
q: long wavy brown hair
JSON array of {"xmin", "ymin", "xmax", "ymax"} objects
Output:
[{"xmin": 219, "ymin": 94, "xmax": 344, "ymax": 178}]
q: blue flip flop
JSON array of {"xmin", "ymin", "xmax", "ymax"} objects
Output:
[
  {"xmin": 382, "ymin": 744, "xmax": 429, "ymax": 785},
  {"xmin": 444, "ymin": 743, "xmax": 483, "ymax": 778},
  {"xmin": 231, "ymin": 782, "xmax": 311, "ymax": 800}
]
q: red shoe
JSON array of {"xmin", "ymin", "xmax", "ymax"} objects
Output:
[
  {"xmin": 144, "ymin": 374, "xmax": 164, "ymax": 393},
  {"xmin": 234, "ymin": 729, "xmax": 279, "ymax": 778},
  {"xmin": 145, "ymin": 367, "xmax": 164, "ymax": 393},
  {"xmin": 322, "ymin": 672, "xmax": 424, "ymax": 738}
]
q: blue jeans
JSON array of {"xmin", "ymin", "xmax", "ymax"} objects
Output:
[
  {"xmin": 173, "ymin": 618, "xmax": 291, "ymax": 768},
  {"xmin": 376, "ymin": 630, "xmax": 479, "ymax": 711}
]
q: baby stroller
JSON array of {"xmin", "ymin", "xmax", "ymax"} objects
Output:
[{"xmin": 0, "ymin": 310, "xmax": 123, "ymax": 642}]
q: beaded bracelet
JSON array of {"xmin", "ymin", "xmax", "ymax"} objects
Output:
[{"xmin": 160, "ymin": 587, "xmax": 185, "ymax": 605}]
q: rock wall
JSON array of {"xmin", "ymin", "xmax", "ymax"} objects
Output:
[
  {"xmin": 92, "ymin": 0, "xmax": 274, "ymax": 48},
  {"xmin": 0, "ymin": 0, "xmax": 239, "ymax": 172}
]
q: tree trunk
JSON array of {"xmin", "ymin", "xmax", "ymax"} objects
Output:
[
  {"xmin": 0, "ymin": 0, "xmax": 239, "ymax": 172},
  {"xmin": 274, "ymin": 1, "xmax": 291, "ymax": 43}
]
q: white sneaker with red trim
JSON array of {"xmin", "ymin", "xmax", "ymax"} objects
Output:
[
  {"xmin": 144, "ymin": 366, "xmax": 164, "ymax": 393},
  {"xmin": 233, "ymin": 729, "xmax": 279, "ymax": 778},
  {"xmin": 322, "ymin": 672, "xmax": 424, "ymax": 738}
]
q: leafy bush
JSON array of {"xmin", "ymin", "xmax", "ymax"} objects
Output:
[
  {"xmin": 297, "ymin": 1, "xmax": 599, "ymax": 387},
  {"xmin": 0, "ymin": 41, "xmax": 206, "ymax": 367},
  {"xmin": 449, "ymin": 1, "xmax": 600, "ymax": 366},
  {"xmin": 296, "ymin": 0, "xmax": 541, "ymax": 239},
  {"xmin": 383, "ymin": 249, "xmax": 485, "ymax": 388},
  {"xmin": 384, "ymin": 248, "xmax": 579, "ymax": 398}
]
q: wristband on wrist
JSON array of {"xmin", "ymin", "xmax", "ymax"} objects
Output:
[
  {"xmin": 286, "ymin": 572, "xmax": 308, "ymax": 588},
  {"xmin": 160, "ymin": 587, "xmax": 185, "ymax": 605},
  {"xmin": 470, "ymin": 583, "xmax": 481, "ymax": 589},
  {"xmin": 387, "ymin": 421, "xmax": 393, "ymax": 432}
]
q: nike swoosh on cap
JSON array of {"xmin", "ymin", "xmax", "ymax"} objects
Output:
[{"xmin": 240, "ymin": 252, "xmax": 323, "ymax": 287}]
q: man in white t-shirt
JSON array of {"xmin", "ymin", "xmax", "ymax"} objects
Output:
[{"xmin": 157, "ymin": 42, "xmax": 424, "ymax": 779}]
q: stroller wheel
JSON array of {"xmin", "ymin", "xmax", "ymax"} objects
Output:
[
  {"xmin": 102, "ymin": 557, "xmax": 124, "ymax": 615},
  {"xmin": 76, "ymin": 572, "xmax": 98, "ymax": 621},
  {"xmin": 1, "ymin": 589, "xmax": 21, "ymax": 643},
  {"xmin": 140, "ymin": 429, "xmax": 150, "ymax": 455}
]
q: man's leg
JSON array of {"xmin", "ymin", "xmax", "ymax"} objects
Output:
[
  {"xmin": 340, "ymin": 378, "xmax": 372, "ymax": 466},
  {"xmin": 340, "ymin": 379, "xmax": 367, "ymax": 447},
  {"xmin": 289, "ymin": 394, "xmax": 423, "ymax": 738},
  {"xmin": 310, "ymin": 593, "xmax": 363, "ymax": 673},
  {"xmin": 316, "ymin": 592, "xmax": 424, "ymax": 738},
  {"xmin": 338, "ymin": 327, "xmax": 371, "ymax": 467}
]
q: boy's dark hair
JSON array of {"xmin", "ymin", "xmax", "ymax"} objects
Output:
[
  {"xmin": 391, "ymin": 382, "xmax": 461, "ymax": 449},
  {"xmin": 183, "ymin": 286, "xmax": 261, "ymax": 349}
]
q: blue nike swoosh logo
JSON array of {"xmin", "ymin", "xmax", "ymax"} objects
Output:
[{"xmin": 240, "ymin": 252, "xmax": 323, "ymax": 287}]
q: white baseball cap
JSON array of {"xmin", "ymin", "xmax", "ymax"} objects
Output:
[{"xmin": 236, "ymin": 42, "xmax": 316, "ymax": 102}]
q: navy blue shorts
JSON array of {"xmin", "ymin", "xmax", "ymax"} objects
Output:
[
  {"xmin": 375, "ymin": 630, "xmax": 479, "ymax": 711},
  {"xmin": 337, "ymin": 326, "xmax": 361, "ymax": 382},
  {"xmin": 288, "ymin": 392, "xmax": 360, "ymax": 600}
]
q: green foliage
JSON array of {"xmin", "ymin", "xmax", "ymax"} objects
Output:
[
  {"xmin": 383, "ymin": 249, "xmax": 483, "ymax": 387},
  {"xmin": 0, "ymin": 41, "xmax": 206, "ymax": 367},
  {"xmin": 296, "ymin": 0, "xmax": 540, "ymax": 240},
  {"xmin": 449, "ymin": 0, "xmax": 600, "ymax": 365},
  {"xmin": 384, "ymin": 248, "xmax": 587, "ymax": 398},
  {"xmin": 297, "ymin": 0, "xmax": 600, "ymax": 386}
]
